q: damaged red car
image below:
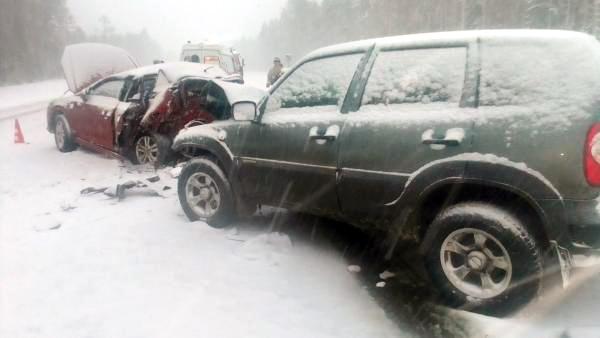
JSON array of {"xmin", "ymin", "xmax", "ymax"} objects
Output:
[{"xmin": 47, "ymin": 43, "xmax": 240, "ymax": 165}]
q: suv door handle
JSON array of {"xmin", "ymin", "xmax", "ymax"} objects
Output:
[
  {"xmin": 310, "ymin": 134, "xmax": 337, "ymax": 141},
  {"xmin": 421, "ymin": 128, "xmax": 465, "ymax": 147},
  {"xmin": 422, "ymin": 138, "xmax": 460, "ymax": 146},
  {"xmin": 309, "ymin": 125, "xmax": 340, "ymax": 142}
]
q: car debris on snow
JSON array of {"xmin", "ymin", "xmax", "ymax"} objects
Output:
[
  {"xmin": 79, "ymin": 173, "xmax": 173, "ymax": 201},
  {"xmin": 33, "ymin": 221, "xmax": 62, "ymax": 232},
  {"xmin": 81, "ymin": 179, "xmax": 165, "ymax": 201},
  {"xmin": 146, "ymin": 175, "xmax": 161, "ymax": 183},
  {"xmin": 169, "ymin": 166, "xmax": 183, "ymax": 178},
  {"xmin": 347, "ymin": 265, "xmax": 362, "ymax": 273},
  {"xmin": 80, "ymin": 186, "xmax": 109, "ymax": 195},
  {"xmin": 59, "ymin": 202, "xmax": 77, "ymax": 212},
  {"xmin": 379, "ymin": 270, "xmax": 396, "ymax": 280}
]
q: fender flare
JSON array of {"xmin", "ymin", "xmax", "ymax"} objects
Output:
[
  {"xmin": 384, "ymin": 156, "xmax": 566, "ymax": 253},
  {"xmin": 172, "ymin": 136, "xmax": 234, "ymax": 175},
  {"xmin": 415, "ymin": 178, "xmax": 557, "ymax": 254}
]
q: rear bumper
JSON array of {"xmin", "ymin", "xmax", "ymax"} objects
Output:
[{"xmin": 562, "ymin": 199, "xmax": 600, "ymax": 252}]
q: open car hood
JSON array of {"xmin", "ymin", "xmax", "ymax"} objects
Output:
[{"xmin": 62, "ymin": 43, "xmax": 139, "ymax": 93}]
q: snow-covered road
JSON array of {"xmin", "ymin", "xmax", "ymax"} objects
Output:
[
  {"xmin": 2, "ymin": 77, "xmax": 600, "ymax": 338},
  {"xmin": 0, "ymin": 75, "xmax": 412, "ymax": 338}
]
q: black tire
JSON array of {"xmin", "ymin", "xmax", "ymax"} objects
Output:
[
  {"xmin": 424, "ymin": 202, "xmax": 543, "ymax": 315},
  {"xmin": 54, "ymin": 114, "xmax": 77, "ymax": 152},
  {"xmin": 131, "ymin": 133, "xmax": 173, "ymax": 166},
  {"xmin": 177, "ymin": 157, "xmax": 235, "ymax": 228}
]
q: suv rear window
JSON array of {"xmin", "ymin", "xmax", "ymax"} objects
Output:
[
  {"xmin": 361, "ymin": 47, "xmax": 467, "ymax": 108},
  {"xmin": 479, "ymin": 41, "xmax": 600, "ymax": 107}
]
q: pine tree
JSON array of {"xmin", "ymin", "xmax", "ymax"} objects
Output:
[
  {"xmin": 593, "ymin": 0, "xmax": 600, "ymax": 37},
  {"xmin": 463, "ymin": 0, "xmax": 485, "ymax": 29}
]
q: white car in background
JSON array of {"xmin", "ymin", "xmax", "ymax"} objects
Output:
[{"xmin": 180, "ymin": 41, "xmax": 244, "ymax": 83}]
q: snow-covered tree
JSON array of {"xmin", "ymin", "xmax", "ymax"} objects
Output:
[
  {"xmin": 0, "ymin": 0, "xmax": 85, "ymax": 84},
  {"xmin": 526, "ymin": 0, "xmax": 561, "ymax": 28},
  {"xmin": 237, "ymin": 0, "xmax": 600, "ymax": 71}
]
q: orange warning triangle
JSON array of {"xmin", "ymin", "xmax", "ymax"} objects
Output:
[{"xmin": 14, "ymin": 119, "xmax": 25, "ymax": 144}]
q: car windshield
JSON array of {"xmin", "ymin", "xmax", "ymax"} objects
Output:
[
  {"xmin": 4, "ymin": 2, "xmax": 600, "ymax": 338},
  {"xmin": 219, "ymin": 54, "xmax": 235, "ymax": 74}
]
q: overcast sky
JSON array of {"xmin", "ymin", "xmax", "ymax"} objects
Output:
[{"xmin": 67, "ymin": 0, "xmax": 289, "ymax": 58}]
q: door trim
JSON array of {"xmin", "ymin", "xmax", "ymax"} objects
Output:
[
  {"xmin": 341, "ymin": 167, "xmax": 411, "ymax": 179},
  {"xmin": 239, "ymin": 156, "xmax": 336, "ymax": 175}
]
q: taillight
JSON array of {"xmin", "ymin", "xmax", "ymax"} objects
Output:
[{"xmin": 585, "ymin": 123, "xmax": 600, "ymax": 185}]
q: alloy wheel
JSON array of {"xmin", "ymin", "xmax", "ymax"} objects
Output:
[
  {"xmin": 440, "ymin": 228, "xmax": 513, "ymax": 299},
  {"xmin": 185, "ymin": 172, "xmax": 221, "ymax": 218},
  {"xmin": 135, "ymin": 136, "xmax": 159, "ymax": 164}
]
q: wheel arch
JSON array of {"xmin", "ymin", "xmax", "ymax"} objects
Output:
[
  {"xmin": 47, "ymin": 107, "xmax": 67, "ymax": 133},
  {"xmin": 412, "ymin": 179, "xmax": 552, "ymax": 254},
  {"xmin": 174, "ymin": 142, "xmax": 233, "ymax": 175},
  {"xmin": 385, "ymin": 157, "xmax": 566, "ymax": 253}
]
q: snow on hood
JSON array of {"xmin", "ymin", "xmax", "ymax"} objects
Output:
[
  {"xmin": 108, "ymin": 62, "xmax": 230, "ymax": 83},
  {"xmin": 211, "ymin": 79, "xmax": 267, "ymax": 105},
  {"xmin": 156, "ymin": 63, "xmax": 229, "ymax": 83},
  {"xmin": 61, "ymin": 43, "xmax": 139, "ymax": 93}
]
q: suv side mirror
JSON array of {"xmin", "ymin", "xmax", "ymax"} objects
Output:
[{"xmin": 232, "ymin": 102, "xmax": 257, "ymax": 121}]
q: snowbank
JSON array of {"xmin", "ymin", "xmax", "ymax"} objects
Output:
[{"xmin": 0, "ymin": 79, "xmax": 67, "ymax": 111}]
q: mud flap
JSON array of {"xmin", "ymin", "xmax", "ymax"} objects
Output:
[{"xmin": 551, "ymin": 240, "xmax": 573, "ymax": 288}]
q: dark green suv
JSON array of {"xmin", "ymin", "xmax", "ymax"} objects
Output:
[{"xmin": 173, "ymin": 30, "xmax": 600, "ymax": 313}]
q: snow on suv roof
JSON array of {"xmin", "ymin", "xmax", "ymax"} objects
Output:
[
  {"xmin": 113, "ymin": 62, "xmax": 229, "ymax": 82},
  {"xmin": 302, "ymin": 29, "xmax": 598, "ymax": 62}
]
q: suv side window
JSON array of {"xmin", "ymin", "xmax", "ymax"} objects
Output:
[
  {"xmin": 360, "ymin": 47, "xmax": 467, "ymax": 110},
  {"xmin": 265, "ymin": 54, "xmax": 363, "ymax": 114},
  {"xmin": 88, "ymin": 79, "xmax": 126, "ymax": 99}
]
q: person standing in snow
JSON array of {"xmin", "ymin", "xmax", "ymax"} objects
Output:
[{"xmin": 267, "ymin": 57, "xmax": 284, "ymax": 87}]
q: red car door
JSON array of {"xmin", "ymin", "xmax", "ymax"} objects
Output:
[
  {"xmin": 64, "ymin": 95, "xmax": 92, "ymax": 143},
  {"xmin": 83, "ymin": 78, "xmax": 126, "ymax": 149}
]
